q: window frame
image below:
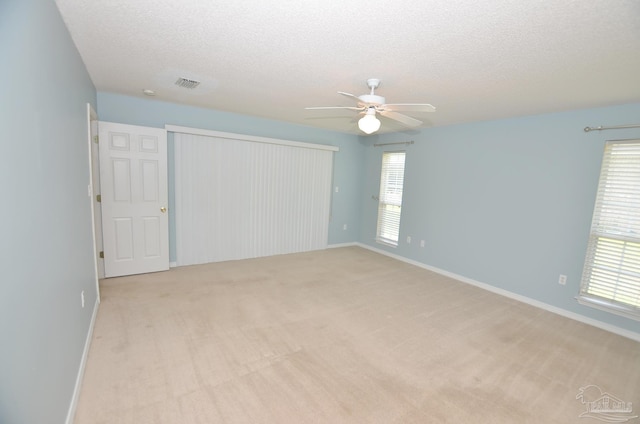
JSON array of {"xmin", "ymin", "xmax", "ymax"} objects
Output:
[
  {"xmin": 376, "ymin": 151, "xmax": 406, "ymax": 247},
  {"xmin": 578, "ymin": 139, "xmax": 640, "ymax": 321}
]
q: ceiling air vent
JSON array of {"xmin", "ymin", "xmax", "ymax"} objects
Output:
[{"xmin": 175, "ymin": 77, "xmax": 201, "ymax": 89}]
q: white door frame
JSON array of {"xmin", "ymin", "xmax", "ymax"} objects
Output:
[{"xmin": 86, "ymin": 103, "xmax": 101, "ymax": 301}]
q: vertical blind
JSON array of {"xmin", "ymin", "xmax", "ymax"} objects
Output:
[
  {"xmin": 579, "ymin": 140, "xmax": 640, "ymax": 320},
  {"xmin": 376, "ymin": 151, "xmax": 406, "ymax": 246},
  {"xmin": 174, "ymin": 132, "xmax": 334, "ymax": 266}
]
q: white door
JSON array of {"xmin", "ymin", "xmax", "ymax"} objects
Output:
[{"xmin": 99, "ymin": 121, "xmax": 169, "ymax": 277}]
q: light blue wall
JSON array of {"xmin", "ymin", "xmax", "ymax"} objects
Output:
[
  {"xmin": 97, "ymin": 93, "xmax": 365, "ymax": 262},
  {"xmin": 0, "ymin": 0, "xmax": 98, "ymax": 423},
  {"xmin": 360, "ymin": 103, "xmax": 640, "ymax": 335}
]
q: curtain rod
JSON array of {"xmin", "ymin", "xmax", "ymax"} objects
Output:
[
  {"xmin": 583, "ymin": 124, "xmax": 640, "ymax": 132},
  {"xmin": 373, "ymin": 140, "xmax": 414, "ymax": 147}
]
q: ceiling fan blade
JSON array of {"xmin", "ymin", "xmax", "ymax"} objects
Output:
[
  {"xmin": 382, "ymin": 103, "xmax": 436, "ymax": 112},
  {"xmin": 338, "ymin": 91, "xmax": 364, "ymax": 104},
  {"xmin": 305, "ymin": 106, "xmax": 364, "ymax": 111},
  {"xmin": 379, "ymin": 110, "xmax": 423, "ymax": 127}
]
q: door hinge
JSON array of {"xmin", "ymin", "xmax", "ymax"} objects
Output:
[
  {"xmin": 96, "ymin": 194, "xmax": 101, "ymax": 202},
  {"xmin": 93, "ymin": 135, "xmax": 99, "ymax": 144},
  {"xmin": 99, "ymin": 251, "xmax": 104, "ymax": 259}
]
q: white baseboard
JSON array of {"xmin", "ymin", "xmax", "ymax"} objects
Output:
[
  {"xmin": 355, "ymin": 243, "xmax": 640, "ymax": 343},
  {"xmin": 327, "ymin": 242, "xmax": 358, "ymax": 249},
  {"xmin": 65, "ymin": 298, "xmax": 99, "ymax": 424},
  {"xmin": 169, "ymin": 261, "xmax": 177, "ymax": 268}
]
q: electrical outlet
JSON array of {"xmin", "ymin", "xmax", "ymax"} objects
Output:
[
  {"xmin": 420, "ymin": 240, "xmax": 425, "ymax": 248},
  {"xmin": 407, "ymin": 236, "xmax": 412, "ymax": 244},
  {"xmin": 343, "ymin": 224, "xmax": 348, "ymax": 230},
  {"xmin": 81, "ymin": 290, "xmax": 85, "ymax": 308},
  {"xmin": 558, "ymin": 274, "xmax": 567, "ymax": 285},
  {"xmin": 335, "ymin": 186, "xmax": 339, "ymax": 193}
]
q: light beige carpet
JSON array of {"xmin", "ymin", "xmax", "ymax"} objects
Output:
[{"xmin": 74, "ymin": 247, "xmax": 640, "ymax": 423}]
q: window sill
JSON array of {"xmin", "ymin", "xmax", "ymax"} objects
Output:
[
  {"xmin": 576, "ymin": 295, "xmax": 640, "ymax": 322},
  {"xmin": 376, "ymin": 238, "xmax": 398, "ymax": 248}
]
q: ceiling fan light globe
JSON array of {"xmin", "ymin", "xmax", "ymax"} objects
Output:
[{"xmin": 358, "ymin": 114, "xmax": 381, "ymax": 134}]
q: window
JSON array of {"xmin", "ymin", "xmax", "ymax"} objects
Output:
[
  {"xmin": 579, "ymin": 140, "xmax": 640, "ymax": 320},
  {"xmin": 376, "ymin": 151, "xmax": 406, "ymax": 246}
]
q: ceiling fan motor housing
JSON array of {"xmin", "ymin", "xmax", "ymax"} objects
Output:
[{"xmin": 359, "ymin": 94, "xmax": 385, "ymax": 106}]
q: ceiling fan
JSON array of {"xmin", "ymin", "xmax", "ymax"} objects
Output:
[{"xmin": 305, "ymin": 78, "xmax": 436, "ymax": 134}]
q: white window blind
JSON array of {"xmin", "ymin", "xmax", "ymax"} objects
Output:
[
  {"xmin": 376, "ymin": 151, "xmax": 406, "ymax": 246},
  {"xmin": 579, "ymin": 139, "xmax": 640, "ymax": 320},
  {"xmin": 173, "ymin": 130, "xmax": 335, "ymax": 266}
]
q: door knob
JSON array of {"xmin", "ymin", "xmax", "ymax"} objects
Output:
[{"xmin": 160, "ymin": 207, "xmax": 167, "ymax": 213}]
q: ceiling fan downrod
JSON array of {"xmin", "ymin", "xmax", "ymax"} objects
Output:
[{"xmin": 366, "ymin": 78, "xmax": 381, "ymax": 95}]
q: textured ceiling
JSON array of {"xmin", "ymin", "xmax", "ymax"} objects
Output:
[{"xmin": 55, "ymin": 0, "xmax": 640, "ymax": 135}]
